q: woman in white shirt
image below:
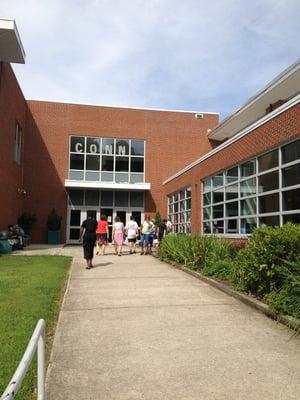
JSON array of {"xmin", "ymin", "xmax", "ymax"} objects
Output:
[{"xmin": 125, "ymin": 215, "xmax": 139, "ymax": 254}]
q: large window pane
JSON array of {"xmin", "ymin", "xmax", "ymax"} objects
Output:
[
  {"xmin": 259, "ymin": 215, "xmax": 279, "ymax": 227},
  {"xmin": 102, "ymin": 156, "xmax": 114, "ymax": 171},
  {"xmin": 283, "ymin": 188, "xmax": 300, "ymax": 211},
  {"xmin": 85, "ymin": 171, "xmax": 99, "ymax": 181},
  {"xmin": 226, "ymin": 201, "xmax": 238, "ymax": 217},
  {"xmin": 86, "ymin": 155, "xmax": 100, "ymax": 170},
  {"xmin": 258, "ymin": 171, "xmax": 278, "ymax": 193},
  {"xmin": 282, "ymin": 164, "xmax": 300, "ymax": 187},
  {"xmin": 102, "ymin": 138, "xmax": 114, "ymax": 155},
  {"xmin": 258, "ymin": 150, "xmax": 278, "ymax": 172},
  {"xmin": 130, "ymin": 173, "xmax": 144, "ymax": 183},
  {"xmin": 204, "ymin": 192, "xmax": 211, "ymax": 205},
  {"xmin": 115, "ymin": 156, "xmax": 129, "ymax": 172},
  {"xmin": 115, "ymin": 191, "xmax": 129, "ymax": 207},
  {"xmin": 225, "ymin": 166, "xmax": 238, "ymax": 184},
  {"xmin": 70, "ymin": 210, "xmax": 81, "ymax": 226},
  {"xmin": 101, "ymin": 191, "xmax": 113, "ymax": 206},
  {"xmin": 131, "ymin": 157, "xmax": 144, "ymax": 172},
  {"xmin": 131, "ymin": 140, "xmax": 144, "ymax": 156},
  {"xmin": 203, "ymin": 207, "xmax": 211, "ymax": 220},
  {"xmin": 259, "ymin": 193, "xmax": 279, "ymax": 213},
  {"xmin": 241, "ymin": 218, "xmax": 257, "ymax": 234},
  {"xmin": 213, "ymin": 204, "xmax": 223, "ymax": 219},
  {"xmin": 226, "ymin": 184, "xmax": 238, "ymax": 200},
  {"xmin": 71, "ymin": 136, "xmax": 85, "ymax": 153},
  {"xmin": 115, "ymin": 172, "xmax": 129, "ymax": 182},
  {"xmin": 226, "ymin": 219, "xmax": 238, "ymax": 234},
  {"xmin": 101, "ymin": 172, "xmax": 113, "ymax": 181},
  {"xmin": 241, "ymin": 198, "xmax": 256, "ymax": 216},
  {"xmin": 241, "ymin": 160, "xmax": 255, "ymax": 177},
  {"xmin": 282, "ymin": 139, "xmax": 300, "ymax": 164},
  {"xmin": 240, "ymin": 177, "xmax": 256, "ymax": 197},
  {"xmin": 212, "ymin": 188, "xmax": 224, "ymax": 204},
  {"xmin": 85, "ymin": 190, "xmax": 100, "ymax": 206},
  {"xmin": 116, "ymin": 139, "xmax": 129, "ymax": 155},
  {"xmin": 283, "ymin": 213, "xmax": 300, "ymax": 224},
  {"xmin": 212, "ymin": 220, "xmax": 224, "ymax": 234},
  {"xmin": 130, "ymin": 192, "xmax": 144, "ymax": 207},
  {"xmin": 212, "ymin": 173, "xmax": 223, "ymax": 188},
  {"xmin": 69, "ymin": 170, "xmax": 84, "ymax": 180},
  {"xmin": 70, "ymin": 154, "xmax": 84, "ymax": 170},
  {"xmin": 86, "ymin": 138, "xmax": 100, "ymax": 154},
  {"xmin": 203, "ymin": 178, "xmax": 211, "ymax": 192},
  {"xmin": 204, "ymin": 222, "xmax": 211, "ymax": 234},
  {"xmin": 69, "ymin": 189, "xmax": 84, "ymax": 205}
]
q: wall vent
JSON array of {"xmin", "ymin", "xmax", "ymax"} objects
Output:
[{"xmin": 195, "ymin": 113, "xmax": 204, "ymax": 119}]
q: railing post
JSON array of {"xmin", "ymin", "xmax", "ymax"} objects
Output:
[{"xmin": 37, "ymin": 325, "xmax": 45, "ymax": 400}]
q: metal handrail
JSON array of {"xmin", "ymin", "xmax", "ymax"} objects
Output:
[{"xmin": 1, "ymin": 319, "xmax": 46, "ymax": 400}]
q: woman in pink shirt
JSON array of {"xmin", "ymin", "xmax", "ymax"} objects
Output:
[
  {"xmin": 112, "ymin": 216, "xmax": 125, "ymax": 256},
  {"xmin": 96, "ymin": 214, "xmax": 109, "ymax": 256}
]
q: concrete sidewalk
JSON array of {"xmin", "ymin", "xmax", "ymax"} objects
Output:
[{"xmin": 44, "ymin": 246, "xmax": 300, "ymax": 400}]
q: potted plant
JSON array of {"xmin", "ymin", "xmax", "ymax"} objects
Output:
[
  {"xmin": 47, "ymin": 208, "xmax": 62, "ymax": 244},
  {"xmin": 18, "ymin": 212, "xmax": 37, "ymax": 235}
]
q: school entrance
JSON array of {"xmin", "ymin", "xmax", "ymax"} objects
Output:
[{"xmin": 66, "ymin": 189, "xmax": 144, "ymax": 243}]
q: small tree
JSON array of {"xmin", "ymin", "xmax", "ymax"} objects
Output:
[
  {"xmin": 47, "ymin": 208, "xmax": 62, "ymax": 231},
  {"xmin": 18, "ymin": 212, "xmax": 37, "ymax": 234},
  {"xmin": 155, "ymin": 211, "xmax": 161, "ymax": 225}
]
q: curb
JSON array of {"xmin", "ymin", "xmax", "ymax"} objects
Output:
[{"xmin": 160, "ymin": 258, "xmax": 300, "ymax": 333}]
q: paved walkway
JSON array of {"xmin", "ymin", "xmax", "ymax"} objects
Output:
[{"xmin": 27, "ymin": 245, "xmax": 300, "ymax": 399}]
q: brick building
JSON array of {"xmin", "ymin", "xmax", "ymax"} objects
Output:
[{"xmin": 1, "ymin": 19, "xmax": 299, "ymax": 243}]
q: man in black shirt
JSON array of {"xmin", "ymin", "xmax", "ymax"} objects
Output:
[{"xmin": 79, "ymin": 212, "xmax": 98, "ymax": 269}]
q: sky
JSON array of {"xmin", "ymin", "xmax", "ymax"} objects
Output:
[{"xmin": 0, "ymin": 0, "xmax": 299, "ymax": 119}]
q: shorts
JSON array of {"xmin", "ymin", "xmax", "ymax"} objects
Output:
[
  {"xmin": 96, "ymin": 233, "xmax": 108, "ymax": 245},
  {"xmin": 128, "ymin": 238, "xmax": 136, "ymax": 243},
  {"xmin": 140, "ymin": 234, "xmax": 149, "ymax": 246}
]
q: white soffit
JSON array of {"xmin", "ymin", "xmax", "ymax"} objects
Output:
[
  {"xmin": 0, "ymin": 18, "xmax": 25, "ymax": 63},
  {"xmin": 209, "ymin": 59, "xmax": 300, "ymax": 141},
  {"xmin": 65, "ymin": 180, "xmax": 151, "ymax": 191}
]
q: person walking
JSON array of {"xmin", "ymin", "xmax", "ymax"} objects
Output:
[
  {"xmin": 96, "ymin": 214, "xmax": 109, "ymax": 255},
  {"xmin": 79, "ymin": 211, "xmax": 97, "ymax": 269},
  {"xmin": 112, "ymin": 216, "xmax": 125, "ymax": 256},
  {"xmin": 125, "ymin": 215, "xmax": 139, "ymax": 254},
  {"xmin": 140, "ymin": 215, "xmax": 151, "ymax": 255}
]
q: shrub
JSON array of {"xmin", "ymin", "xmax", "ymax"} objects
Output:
[
  {"xmin": 47, "ymin": 209, "xmax": 62, "ymax": 231},
  {"xmin": 17, "ymin": 212, "xmax": 37, "ymax": 234}
]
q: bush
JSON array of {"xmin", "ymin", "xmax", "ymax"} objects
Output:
[
  {"xmin": 17, "ymin": 212, "xmax": 37, "ymax": 234},
  {"xmin": 47, "ymin": 209, "xmax": 62, "ymax": 231}
]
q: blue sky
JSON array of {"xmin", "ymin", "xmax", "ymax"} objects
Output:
[{"xmin": 1, "ymin": 0, "xmax": 299, "ymax": 119}]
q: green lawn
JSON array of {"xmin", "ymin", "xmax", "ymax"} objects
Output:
[{"xmin": 0, "ymin": 255, "xmax": 72, "ymax": 400}]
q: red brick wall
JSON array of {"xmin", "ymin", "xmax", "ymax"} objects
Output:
[
  {"xmin": 0, "ymin": 63, "xmax": 27, "ymax": 229},
  {"xmin": 24, "ymin": 101, "xmax": 219, "ymax": 242},
  {"xmin": 163, "ymin": 102, "xmax": 300, "ymax": 234}
]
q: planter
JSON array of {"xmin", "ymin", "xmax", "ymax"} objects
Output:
[{"xmin": 48, "ymin": 230, "xmax": 60, "ymax": 244}]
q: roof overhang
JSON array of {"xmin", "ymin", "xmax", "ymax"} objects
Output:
[
  {"xmin": 0, "ymin": 18, "xmax": 25, "ymax": 63},
  {"xmin": 208, "ymin": 59, "xmax": 300, "ymax": 141},
  {"xmin": 65, "ymin": 180, "xmax": 151, "ymax": 191}
]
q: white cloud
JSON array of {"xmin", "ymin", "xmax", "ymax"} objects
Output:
[{"xmin": 1, "ymin": 0, "xmax": 299, "ymax": 118}]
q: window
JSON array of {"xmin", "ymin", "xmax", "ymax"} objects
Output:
[
  {"xmin": 201, "ymin": 138, "xmax": 300, "ymax": 236},
  {"xmin": 168, "ymin": 187, "xmax": 192, "ymax": 234},
  {"xmin": 69, "ymin": 136, "xmax": 145, "ymax": 183},
  {"xmin": 14, "ymin": 122, "xmax": 22, "ymax": 164}
]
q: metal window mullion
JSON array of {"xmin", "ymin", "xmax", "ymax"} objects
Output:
[
  {"xmin": 279, "ymin": 146, "xmax": 283, "ymax": 226},
  {"xmin": 256, "ymin": 157, "xmax": 259, "ymax": 227}
]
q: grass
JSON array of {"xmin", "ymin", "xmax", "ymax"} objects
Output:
[{"xmin": 0, "ymin": 255, "xmax": 72, "ymax": 400}]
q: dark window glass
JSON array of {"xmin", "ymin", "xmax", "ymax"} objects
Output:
[
  {"xmin": 213, "ymin": 204, "xmax": 223, "ymax": 219},
  {"xmin": 226, "ymin": 201, "xmax": 238, "ymax": 217},
  {"xmin": 225, "ymin": 166, "xmax": 238, "ymax": 184},
  {"xmin": 204, "ymin": 222, "xmax": 211, "ymax": 234},
  {"xmin": 212, "ymin": 220, "xmax": 224, "ymax": 233},
  {"xmin": 70, "ymin": 154, "xmax": 84, "ymax": 170},
  {"xmin": 282, "ymin": 164, "xmax": 300, "ymax": 187},
  {"xmin": 258, "ymin": 150, "xmax": 278, "ymax": 172},
  {"xmin": 70, "ymin": 210, "xmax": 81, "ymax": 226},
  {"xmin": 240, "ymin": 177, "xmax": 256, "ymax": 197},
  {"xmin": 204, "ymin": 192, "xmax": 211, "ymax": 205},
  {"xmin": 85, "ymin": 190, "xmax": 100, "ymax": 206},
  {"xmin": 212, "ymin": 173, "xmax": 223, "ymax": 188},
  {"xmin": 258, "ymin": 171, "xmax": 278, "ymax": 193},
  {"xmin": 283, "ymin": 188, "xmax": 300, "ymax": 211},
  {"xmin": 102, "ymin": 156, "xmax": 114, "ymax": 171},
  {"xmin": 226, "ymin": 184, "xmax": 238, "ymax": 200},
  {"xmin": 241, "ymin": 198, "xmax": 256, "ymax": 216},
  {"xmin": 86, "ymin": 138, "xmax": 100, "ymax": 154},
  {"xmin": 226, "ymin": 219, "xmax": 238, "ymax": 234},
  {"xmin": 212, "ymin": 189, "xmax": 224, "ymax": 204},
  {"xmin": 102, "ymin": 138, "xmax": 114, "ymax": 155},
  {"xmin": 241, "ymin": 160, "xmax": 255, "ymax": 177},
  {"xmin": 130, "ymin": 192, "xmax": 144, "ymax": 207},
  {"xmin": 174, "ymin": 203, "xmax": 178, "ymax": 212},
  {"xmin": 283, "ymin": 213, "xmax": 300, "ymax": 224},
  {"xmin": 86, "ymin": 155, "xmax": 100, "ymax": 170},
  {"xmin": 116, "ymin": 139, "xmax": 129, "ymax": 156},
  {"xmin": 116, "ymin": 157, "xmax": 129, "ymax": 172},
  {"xmin": 70, "ymin": 228, "xmax": 80, "ymax": 240},
  {"xmin": 131, "ymin": 140, "xmax": 144, "ymax": 156},
  {"xmin": 241, "ymin": 218, "xmax": 257, "ymax": 234},
  {"xmin": 203, "ymin": 207, "xmax": 211, "ymax": 220},
  {"xmin": 131, "ymin": 157, "xmax": 144, "ymax": 172},
  {"xmin": 115, "ymin": 191, "xmax": 129, "ymax": 207},
  {"xmin": 186, "ymin": 198, "xmax": 191, "ymax": 210},
  {"xmin": 101, "ymin": 191, "xmax": 113, "ymax": 206},
  {"xmin": 69, "ymin": 189, "xmax": 84, "ymax": 205},
  {"xmin": 259, "ymin": 193, "xmax": 279, "ymax": 213},
  {"xmin": 282, "ymin": 139, "xmax": 300, "ymax": 164},
  {"xmin": 259, "ymin": 215, "xmax": 279, "ymax": 227},
  {"xmin": 203, "ymin": 179, "xmax": 211, "ymax": 192},
  {"xmin": 186, "ymin": 188, "xmax": 191, "ymax": 198},
  {"xmin": 71, "ymin": 136, "xmax": 85, "ymax": 153}
]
